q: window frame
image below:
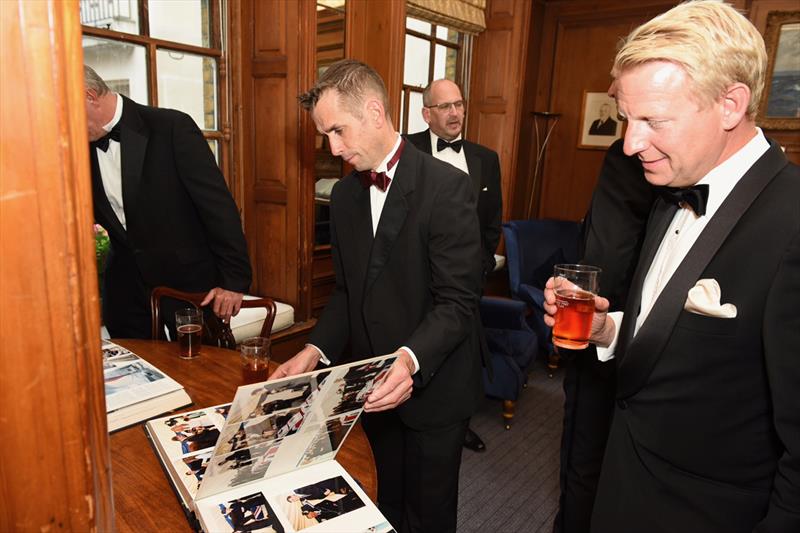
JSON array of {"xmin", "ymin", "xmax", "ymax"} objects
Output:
[
  {"xmin": 80, "ymin": 0, "xmax": 229, "ymax": 177},
  {"xmin": 401, "ymin": 17, "xmax": 470, "ymax": 134}
]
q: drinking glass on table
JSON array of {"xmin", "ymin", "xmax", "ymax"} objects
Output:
[
  {"xmin": 175, "ymin": 307, "xmax": 203, "ymax": 359},
  {"xmin": 240, "ymin": 336, "xmax": 270, "ymax": 384},
  {"xmin": 552, "ymin": 264, "xmax": 601, "ymax": 350}
]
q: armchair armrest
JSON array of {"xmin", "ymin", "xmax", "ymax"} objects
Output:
[{"xmin": 480, "ymin": 297, "xmax": 529, "ymax": 330}]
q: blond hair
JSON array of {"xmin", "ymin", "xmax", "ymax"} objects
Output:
[
  {"xmin": 612, "ymin": 0, "xmax": 767, "ymax": 118},
  {"xmin": 298, "ymin": 59, "xmax": 390, "ymax": 120}
]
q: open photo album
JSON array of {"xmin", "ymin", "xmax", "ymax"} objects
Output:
[
  {"xmin": 103, "ymin": 340, "xmax": 192, "ymax": 432},
  {"xmin": 145, "ymin": 355, "xmax": 398, "ymax": 533}
]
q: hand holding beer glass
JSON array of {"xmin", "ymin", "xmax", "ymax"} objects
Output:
[
  {"xmin": 176, "ymin": 308, "xmax": 203, "ymax": 358},
  {"xmin": 240, "ymin": 336, "xmax": 270, "ymax": 385},
  {"xmin": 551, "ymin": 264, "xmax": 600, "ymax": 350}
]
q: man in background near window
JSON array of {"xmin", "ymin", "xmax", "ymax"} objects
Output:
[
  {"xmin": 406, "ymin": 78, "xmax": 502, "ymax": 454},
  {"xmin": 272, "ymin": 59, "xmax": 483, "ymax": 533},
  {"xmin": 83, "ymin": 65, "xmax": 251, "ymax": 339},
  {"xmin": 543, "ymin": 2, "xmax": 799, "ymax": 531}
]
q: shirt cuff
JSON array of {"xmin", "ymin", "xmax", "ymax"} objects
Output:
[
  {"xmin": 399, "ymin": 346, "xmax": 420, "ymax": 375},
  {"xmin": 304, "ymin": 343, "xmax": 331, "ymax": 366},
  {"xmin": 595, "ymin": 312, "xmax": 623, "ymax": 362}
]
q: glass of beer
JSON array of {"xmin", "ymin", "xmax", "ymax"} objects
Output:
[
  {"xmin": 240, "ymin": 336, "xmax": 270, "ymax": 385},
  {"xmin": 175, "ymin": 308, "xmax": 203, "ymax": 359},
  {"xmin": 552, "ymin": 264, "xmax": 601, "ymax": 350}
]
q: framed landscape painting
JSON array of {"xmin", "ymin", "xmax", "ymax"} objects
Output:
[{"xmin": 758, "ymin": 11, "xmax": 800, "ymax": 130}]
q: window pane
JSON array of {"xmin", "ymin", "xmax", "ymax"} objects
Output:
[
  {"xmin": 83, "ymin": 36, "xmax": 149, "ymax": 104},
  {"xmin": 207, "ymin": 139, "xmax": 218, "ymax": 164},
  {"xmin": 400, "ymin": 94, "xmax": 406, "ymax": 133},
  {"xmin": 149, "ymin": 0, "xmax": 212, "ymax": 48},
  {"xmin": 407, "ymin": 92, "xmax": 427, "ymax": 135},
  {"xmin": 433, "ymin": 44, "xmax": 447, "ymax": 79},
  {"xmin": 406, "ymin": 17, "xmax": 431, "ymax": 34},
  {"xmin": 156, "ymin": 50, "xmax": 217, "ymax": 130},
  {"xmin": 446, "ymin": 47, "xmax": 459, "ymax": 81},
  {"xmin": 435, "ymin": 25, "xmax": 460, "ymax": 44},
  {"xmin": 404, "ymin": 35, "xmax": 430, "ymax": 87},
  {"xmin": 80, "ymin": 0, "xmax": 140, "ymax": 34}
]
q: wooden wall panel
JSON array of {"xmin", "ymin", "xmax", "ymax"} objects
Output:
[
  {"xmin": 233, "ymin": 0, "xmax": 314, "ymax": 319},
  {"xmin": 517, "ymin": 1, "xmax": 675, "ymax": 222},
  {"xmin": 346, "ymin": 0, "xmax": 406, "ymax": 123},
  {"xmin": 469, "ymin": 0, "xmax": 533, "ymax": 226},
  {"xmin": 1, "ymin": 0, "xmax": 113, "ymax": 530}
]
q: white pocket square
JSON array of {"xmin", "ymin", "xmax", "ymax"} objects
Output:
[
  {"xmin": 482, "ymin": 186, "xmax": 488, "ymax": 191},
  {"xmin": 684, "ymin": 279, "xmax": 737, "ymax": 318}
]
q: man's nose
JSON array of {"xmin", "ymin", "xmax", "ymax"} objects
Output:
[{"xmin": 623, "ymin": 122, "xmax": 647, "ymax": 156}]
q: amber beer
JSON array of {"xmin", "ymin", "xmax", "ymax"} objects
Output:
[
  {"xmin": 175, "ymin": 308, "xmax": 203, "ymax": 359},
  {"xmin": 552, "ymin": 264, "xmax": 600, "ymax": 350},
  {"xmin": 240, "ymin": 336, "xmax": 270, "ymax": 385},
  {"xmin": 177, "ymin": 324, "xmax": 202, "ymax": 359}
]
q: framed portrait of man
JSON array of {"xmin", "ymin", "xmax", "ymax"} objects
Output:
[{"xmin": 578, "ymin": 91, "xmax": 623, "ymax": 149}]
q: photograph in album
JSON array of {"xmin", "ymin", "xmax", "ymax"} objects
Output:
[{"xmin": 145, "ymin": 354, "xmax": 398, "ymax": 532}]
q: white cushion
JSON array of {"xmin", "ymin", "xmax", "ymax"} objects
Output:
[
  {"xmin": 493, "ymin": 254, "xmax": 506, "ymax": 272},
  {"xmin": 230, "ymin": 295, "xmax": 294, "ymax": 342}
]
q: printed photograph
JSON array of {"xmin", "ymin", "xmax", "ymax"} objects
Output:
[
  {"xmin": 227, "ymin": 372, "xmax": 329, "ymax": 426},
  {"xmin": 104, "ymin": 362, "xmax": 164, "ymax": 395},
  {"xmin": 278, "ymin": 475, "xmax": 365, "ymax": 531},
  {"xmin": 217, "ymin": 407, "xmax": 313, "ymax": 455},
  {"xmin": 153, "ymin": 408, "xmax": 227, "ymax": 457},
  {"xmin": 319, "ymin": 359, "xmax": 393, "ymax": 417},
  {"xmin": 101, "ymin": 341, "xmax": 134, "ymax": 360},
  {"xmin": 218, "ymin": 491, "xmax": 285, "ymax": 533},
  {"xmin": 297, "ymin": 413, "xmax": 359, "ymax": 467},
  {"xmin": 173, "ymin": 449, "xmax": 213, "ymax": 498},
  {"xmin": 211, "ymin": 441, "xmax": 281, "ymax": 487},
  {"xmin": 577, "ymin": 91, "xmax": 623, "ymax": 149}
]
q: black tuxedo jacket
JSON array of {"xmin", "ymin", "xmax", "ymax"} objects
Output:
[
  {"xmin": 90, "ymin": 96, "xmax": 251, "ymax": 335},
  {"xmin": 588, "ymin": 118, "xmax": 617, "ymax": 136},
  {"xmin": 308, "ymin": 142, "xmax": 484, "ymax": 430},
  {"xmin": 592, "ymin": 141, "xmax": 800, "ymax": 533},
  {"xmin": 405, "ymin": 130, "xmax": 502, "ymax": 277}
]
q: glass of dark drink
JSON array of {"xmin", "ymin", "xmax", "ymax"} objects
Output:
[
  {"xmin": 175, "ymin": 308, "xmax": 203, "ymax": 359},
  {"xmin": 240, "ymin": 336, "xmax": 270, "ymax": 385},
  {"xmin": 552, "ymin": 264, "xmax": 601, "ymax": 350}
]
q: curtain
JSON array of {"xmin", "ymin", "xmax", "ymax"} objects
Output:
[{"xmin": 406, "ymin": 0, "xmax": 487, "ymax": 35}]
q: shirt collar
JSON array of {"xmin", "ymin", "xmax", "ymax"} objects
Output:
[
  {"xmin": 102, "ymin": 93, "xmax": 123, "ymax": 132},
  {"xmin": 695, "ymin": 128, "xmax": 769, "ymax": 219},
  {"xmin": 374, "ymin": 133, "xmax": 402, "ymax": 176}
]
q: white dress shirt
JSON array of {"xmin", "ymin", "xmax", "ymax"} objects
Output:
[
  {"xmin": 597, "ymin": 129, "xmax": 770, "ymax": 361},
  {"xmin": 96, "ymin": 94, "xmax": 125, "ymax": 228},
  {"xmin": 309, "ymin": 134, "xmax": 421, "ymax": 373},
  {"xmin": 429, "ymin": 130, "xmax": 469, "ymax": 175}
]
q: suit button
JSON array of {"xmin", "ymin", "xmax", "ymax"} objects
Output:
[{"xmin": 617, "ymin": 399, "xmax": 628, "ymax": 410}]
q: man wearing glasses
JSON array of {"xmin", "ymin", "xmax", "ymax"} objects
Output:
[{"xmin": 407, "ymin": 79, "xmax": 503, "ymax": 453}]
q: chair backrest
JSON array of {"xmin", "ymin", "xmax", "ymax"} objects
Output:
[
  {"xmin": 149, "ymin": 286, "xmax": 277, "ymax": 350},
  {"xmin": 503, "ymin": 219, "xmax": 582, "ymax": 298}
]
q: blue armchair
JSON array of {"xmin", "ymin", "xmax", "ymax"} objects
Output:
[
  {"xmin": 502, "ymin": 219, "xmax": 582, "ymax": 368},
  {"xmin": 480, "ymin": 296, "xmax": 538, "ymax": 429}
]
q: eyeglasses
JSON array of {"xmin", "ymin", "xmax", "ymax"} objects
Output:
[{"xmin": 425, "ymin": 100, "xmax": 465, "ymax": 112}]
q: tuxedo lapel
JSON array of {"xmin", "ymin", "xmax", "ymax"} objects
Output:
[
  {"xmin": 119, "ymin": 97, "xmax": 148, "ymax": 226},
  {"xmin": 89, "ymin": 147, "xmax": 127, "ymax": 242},
  {"xmin": 616, "ymin": 198, "xmax": 679, "ymax": 359},
  {"xmin": 364, "ymin": 152, "xmax": 415, "ymax": 293},
  {"xmin": 347, "ymin": 179, "xmax": 374, "ymax": 284},
  {"xmin": 617, "ymin": 142, "xmax": 789, "ymax": 399},
  {"xmin": 464, "ymin": 145, "xmax": 482, "ymax": 196}
]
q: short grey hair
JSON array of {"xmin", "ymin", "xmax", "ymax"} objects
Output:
[{"xmin": 84, "ymin": 65, "xmax": 110, "ymax": 95}]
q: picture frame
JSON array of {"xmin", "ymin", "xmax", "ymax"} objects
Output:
[
  {"xmin": 757, "ymin": 11, "xmax": 800, "ymax": 130},
  {"xmin": 577, "ymin": 91, "xmax": 623, "ymax": 149}
]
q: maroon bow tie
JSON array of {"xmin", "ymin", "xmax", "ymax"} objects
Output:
[{"xmin": 359, "ymin": 139, "xmax": 406, "ymax": 192}]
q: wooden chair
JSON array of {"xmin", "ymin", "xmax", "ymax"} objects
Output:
[{"xmin": 149, "ymin": 286, "xmax": 277, "ymax": 350}]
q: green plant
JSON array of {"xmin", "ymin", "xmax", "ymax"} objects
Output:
[{"xmin": 94, "ymin": 224, "xmax": 110, "ymax": 286}]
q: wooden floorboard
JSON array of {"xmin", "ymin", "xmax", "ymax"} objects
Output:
[{"xmin": 458, "ymin": 360, "xmax": 565, "ymax": 533}]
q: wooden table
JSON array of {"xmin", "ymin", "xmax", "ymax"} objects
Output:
[{"xmin": 110, "ymin": 339, "xmax": 377, "ymax": 532}]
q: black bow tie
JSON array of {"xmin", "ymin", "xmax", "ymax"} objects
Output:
[
  {"xmin": 91, "ymin": 126, "xmax": 121, "ymax": 152},
  {"xmin": 437, "ymin": 138, "xmax": 462, "ymax": 153},
  {"xmin": 657, "ymin": 184, "xmax": 709, "ymax": 216}
]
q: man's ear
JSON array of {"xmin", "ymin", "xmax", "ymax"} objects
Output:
[
  {"xmin": 421, "ymin": 106, "xmax": 431, "ymax": 125},
  {"xmin": 86, "ymin": 88, "xmax": 99, "ymax": 104},
  {"xmin": 365, "ymin": 98, "xmax": 386, "ymax": 127},
  {"xmin": 720, "ymin": 82, "xmax": 751, "ymax": 130}
]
